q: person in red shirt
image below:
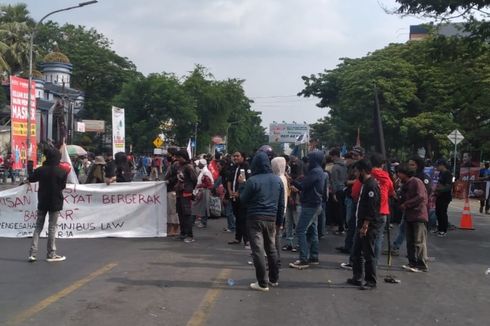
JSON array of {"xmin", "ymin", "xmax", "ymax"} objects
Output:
[{"xmin": 370, "ymin": 153, "xmax": 395, "ymax": 260}]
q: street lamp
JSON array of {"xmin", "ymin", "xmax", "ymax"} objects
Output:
[{"xmin": 26, "ymin": 1, "xmax": 98, "ymax": 170}]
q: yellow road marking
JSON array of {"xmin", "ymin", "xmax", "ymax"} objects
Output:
[
  {"xmin": 7, "ymin": 262, "xmax": 118, "ymax": 325},
  {"xmin": 186, "ymin": 268, "xmax": 231, "ymax": 326}
]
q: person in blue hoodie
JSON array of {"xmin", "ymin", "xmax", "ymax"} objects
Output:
[
  {"xmin": 289, "ymin": 150, "xmax": 325, "ymax": 270},
  {"xmin": 239, "ymin": 151, "xmax": 285, "ymax": 292}
]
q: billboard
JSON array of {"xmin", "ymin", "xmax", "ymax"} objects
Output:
[
  {"xmin": 112, "ymin": 106, "xmax": 125, "ymax": 155},
  {"xmin": 269, "ymin": 123, "xmax": 309, "ymax": 143},
  {"xmin": 81, "ymin": 119, "xmax": 105, "ymax": 132},
  {"xmin": 9, "ymin": 76, "xmax": 37, "ymax": 170}
]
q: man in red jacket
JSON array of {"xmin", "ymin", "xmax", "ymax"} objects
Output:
[
  {"xmin": 397, "ymin": 164, "xmax": 429, "ymax": 272},
  {"xmin": 370, "ymin": 153, "xmax": 395, "ymax": 260}
]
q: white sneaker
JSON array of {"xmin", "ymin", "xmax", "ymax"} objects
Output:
[
  {"xmin": 340, "ymin": 262, "xmax": 352, "ymax": 270},
  {"xmin": 268, "ymin": 281, "xmax": 279, "ymax": 287},
  {"xmin": 244, "ymin": 244, "xmax": 251, "ymax": 250},
  {"xmin": 184, "ymin": 237, "xmax": 195, "ymax": 243},
  {"xmin": 28, "ymin": 256, "xmax": 37, "ymax": 262},
  {"xmin": 402, "ymin": 265, "xmax": 421, "ymax": 273},
  {"xmin": 250, "ymin": 282, "xmax": 269, "ymax": 292},
  {"xmin": 46, "ymin": 255, "xmax": 66, "ymax": 262}
]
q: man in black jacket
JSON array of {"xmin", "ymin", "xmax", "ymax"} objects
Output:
[
  {"xmin": 28, "ymin": 148, "xmax": 68, "ymax": 262},
  {"xmin": 347, "ymin": 159, "xmax": 381, "ymax": 290}
]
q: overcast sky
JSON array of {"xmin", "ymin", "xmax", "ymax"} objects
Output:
[{"xmin": 8, "ymin": 0, "xmax": 426, "ymax": 128}]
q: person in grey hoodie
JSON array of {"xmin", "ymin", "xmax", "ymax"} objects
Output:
[
  {"xmin": 272, "ymin": 156, "xmax": 289, "ymax": 266},
  {"xmin": 289, "ymin": 150, "xmax": 325, "ymax": 270},
  {"xmin": 240, "ymin": 151, "xmax": 285, "ymax": 291},
  {"xmin": 329, "ymin": 148, "xmax": 348, "ymax": 234}
]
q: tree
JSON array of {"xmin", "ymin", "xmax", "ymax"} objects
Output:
[{"xmin": 300, "ymin": 37, "xmax": 490, "ymax": 158}]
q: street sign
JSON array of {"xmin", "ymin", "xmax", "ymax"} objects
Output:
[
  {"xmin": 447, "ymin": 129, "xmax": 464, "ymax": 145},
  {"xmin": 153, "ymin": 137, "xmax": 163, "ymax": 148}
]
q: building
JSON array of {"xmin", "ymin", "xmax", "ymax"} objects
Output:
[
  {"xmin": 0, "ymin": 50, "xmax": 84, "ymax": 156},
  {"xmin": 409, "ymin": 23, "xmax": 470, "ymax": 41}
]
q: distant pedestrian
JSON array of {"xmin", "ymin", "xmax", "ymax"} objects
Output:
[
  {"xmin": 239, "ymin": 151, "xmax": 284, "ymax": 292},
  {"xmin": 174, "ymin": 149, "xmax": 197, "ymax": 243},
  {"xmin": 329, "ymin": 148, "xmax": 347, "ymax": 235},
  {"xmin": 27, "ymin": 148, "xmax": 68, "ymax": 262},
  {"xmin": 347, "ymin": 159, "xmax": 381, "ymax": 290}
]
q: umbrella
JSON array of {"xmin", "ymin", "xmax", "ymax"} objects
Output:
[{"xmin": 66, "ymin": 144, "xmax": 87, "ymax": 156}]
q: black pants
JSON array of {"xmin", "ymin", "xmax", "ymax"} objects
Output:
[
  {"xmin": 406, "ymin": 221, "xmax": 428, "ymax": 269},
  {"xmin": 177, "ymin": 197, "xmax": 193, "ymax": 237},
  {"xmin": 232, "ymin": 200, "xmax": 249, "ymax": 244},
  {"xmin": 436, "ymin": 196, "xmax": 451, "ymax": 233},
  {"xmin": 247, "ymin": 219, "xmax": 279, "ymax": 288},
  {"xmin": 352, "ymin": 221, "xmax": 380, "ymax": 286},
  {"xmin": 333, "ymin": 190, "xmax": 346, "ymax": 231}
]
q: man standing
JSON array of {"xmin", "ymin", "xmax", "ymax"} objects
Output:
[
  {"xmin": 240, "ymin": 151, "xmax": 284, "ymax": 291},
  {"xmin": 289, "ymin": 150, "xmax": 325, "ymax": 270},
  {"xmin": 227, "ymin": 152, "xmax": 251, "ymax": 248},
  {"xmin": 347, "ymin": 159, "xmax": 381, "ymax": 290},
  {"xmin": 397, "ymin": 164, "xmax": 429, "ymax": 273},
  {"xmin": 330, "ymin": 148, "xmax": 347, "ymax": 234},
  {"xmin": 27, "ymin": 148, "xmax": 68, "ymax": 262},
  {"xmin": 174, "ymin": 150, "xmax": 197, "ymax": 243},
  {"xmin": 435, "ymin": 159, "xmax": 453, "ymax": 237}
]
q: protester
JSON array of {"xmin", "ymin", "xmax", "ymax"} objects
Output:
[
  {"xmin": 193, "ymin": 158, "xmax": 214, "ymax": 228},
  {"xmin": 222, "ymin": 155, "xmax": 236, "ymax": 233},
  {"xmin": 271, "ymin": 156, "xmax": 288, "ymax": 266},
  {"xmin": 27, "ymin": 148, "xmax": 68, "ymax": 262},
  {"xmin": 289, "ymin": 150, "xmax": 325, "ymax": 270},
  {"xmin": 85, "ymin": 156, "xmax": 106, "ymax": 184},
  {"xmin": 435, "ymin": 159, "xmax": 453, "ymax": 237},
  {"xmin": 239, "ymin": 151, "xmax": 284, "ymax": 292},
  {"xmin": 330, "ymin": 147, "xmax": 348, "ymax": 235},
  {"xmin": 397, "ymin": 164, "xmax": 429, "ymax": 273},
  {"xmin": 105, "ymin": 152, "xmax": 133, "ymax": 184},
  {"xmin": 370, "ymin": 152, "xmax": 395, "ymax": 259},
  {"xmin": 347, "ymin": 159, "xmax": 381, "ymax": 290},
  {"xmin": 164, "ymin": 147, "xmax": 180, "ymax": 236},
  {"xmin": 227, "ymin": 151, "xmax": 251, "ymax": 249},
  {"xmin": 175, "ymin": 149, "xmax": 197, "ymax": 243},
  {"xmin": 479, "ymin": 162, "xmax": 490, "ymax": 214},
  {"xmin": 282, "ymin": 156, "xmax": 303, "ymax": 252}
]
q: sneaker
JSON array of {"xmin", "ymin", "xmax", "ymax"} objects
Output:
[
  {"xmin": 244, "ymin": 244, "xmax": 251, "ymax": 250},
  {"xmin": 437, "ymin": 232, "xmax": 447, "ymax": 237},
  {"xmin": 360, "ymin": 283, "xmax": 377, "ymax": 290},
  {"xmin": 309, "ymin": 258, "xmax": 320, "ymax": 265},
  {"xmin": 250, "ymin": 282, "xmax": 269, "ymax": 292},
  {"xmin": 402, "ymin": 264, "xmax": 422, "ymax": 273},
  {"xmin": 184, "ymin": 237, "xmax": 195, "ymax": 243},
  {"xmin": 46, "ymin": 255, "xmax": 66, "ymax": 262},
  {"xmin": 334, "ymin": 230, "xmax": 345, "ymax": 236},
  {"xmin": 28, "ymin": 256, "xmax": 37, "ymax": 262},
  {"xmin": 223, "ymin": 228, "xmax": 233, "ymax": 233},
  {"xmin": 268, "ymin": 281, "xmax": 279, "ymax": 287},
  {"xmin": 196, "ymin": 222, "xmax": 206, "ymax": 229},
  {"xmin": 282, "ymin": 245, "xmax": 293, "ymax": 251},
  {"xmin": 430, "ymin": 229, "xmax": 439, "ymax": 234},
  {"xmin": 346, "ymin": 278, "xmax": 362, "ymax": 286},
  {"xmin": 289, "ymin": 260, "xmax": 310, "ymax": 270},
  {"xmin": 291, "ymin": 246, "xmax": 298, "ymax": 253},
  {"xmin": 340, "ymin": 262, "xmax": 353, "ymax": 270}
]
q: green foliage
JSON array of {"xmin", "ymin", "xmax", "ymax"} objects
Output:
[{"xmin": 301, "ymin": 37, "xmax": 490, "ymax": 159}]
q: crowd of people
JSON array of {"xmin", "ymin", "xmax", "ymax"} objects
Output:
[{"xmin": 13, "ymin": 143, "xmax": 490, "ymax": 292}]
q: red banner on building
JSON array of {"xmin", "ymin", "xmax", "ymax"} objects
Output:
[{"xmin": 10, "ymin": 76, "xmax": 37, "ymax": 170}]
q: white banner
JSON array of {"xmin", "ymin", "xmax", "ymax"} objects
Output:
[
  {"xmin": 269, "ymin": 123, "xmax": 309, "ymax": 143},
  {"xmin": 0, "ymin": 182, "xmax": 167, "ymax": 238},
  {"xmin": 112, "ymin": 106, "xmax": 125, "ymax": 156}
]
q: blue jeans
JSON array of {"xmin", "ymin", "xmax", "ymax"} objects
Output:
[
  {"xmin": 393, "ymin": 215, "xmax": 406, "ymax": 250},
  {"xmin": 285, "ymin": 205, "xmax": 301, "ymax": 246},
  {"xmin": 374, "ymin": 215, "xmax": 387, "ymax": 260},
  {"xmin": 317, "ymin": 202, "xmax": 327, "ymax": 238},
  {"xmin": 225, "ymin": 200, "xmax": 235, "ymax": 230},
  {"xmin": 343, "ymin": 201, "xmax": 358, "ymax": 252},
  {"xmin": 296, "ymin": 205, "xmax": 321, "ymax": 262}
]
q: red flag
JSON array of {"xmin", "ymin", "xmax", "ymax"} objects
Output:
[{"xmin": 208, "ymin": 159, "xmax": 220, "ymax": 180}]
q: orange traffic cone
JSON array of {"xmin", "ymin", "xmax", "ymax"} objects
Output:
[{"xmin": 459, "ymin": 198, "xmax": 475, "ymax": 230}]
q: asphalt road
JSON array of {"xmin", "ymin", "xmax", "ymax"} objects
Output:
[{"xmin": 1, "ymin": 185, "xmax": 489, "ymax": 325}]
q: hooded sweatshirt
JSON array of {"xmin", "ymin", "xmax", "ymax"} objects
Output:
[
  {"xmin": 330, "ymin": 157, "xmax": 347, "ymax": 193},
  {"xmin": 197, "ymin": 164, "xmax": 214, "ymax": 188},
  {"xmin": 292, "ymin": 151, "xmax": 325, "ymax": 208},
  {"xmin": 371, "ymin": 168, "xmax": 394, "ymax": 215},
  {"xmin": 271, "ymin": 157, "xmax": 288, "ymax": 215},
  {"xmin": 240, "ymin": 152, "xmax": 285, "ymax": 225}
]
